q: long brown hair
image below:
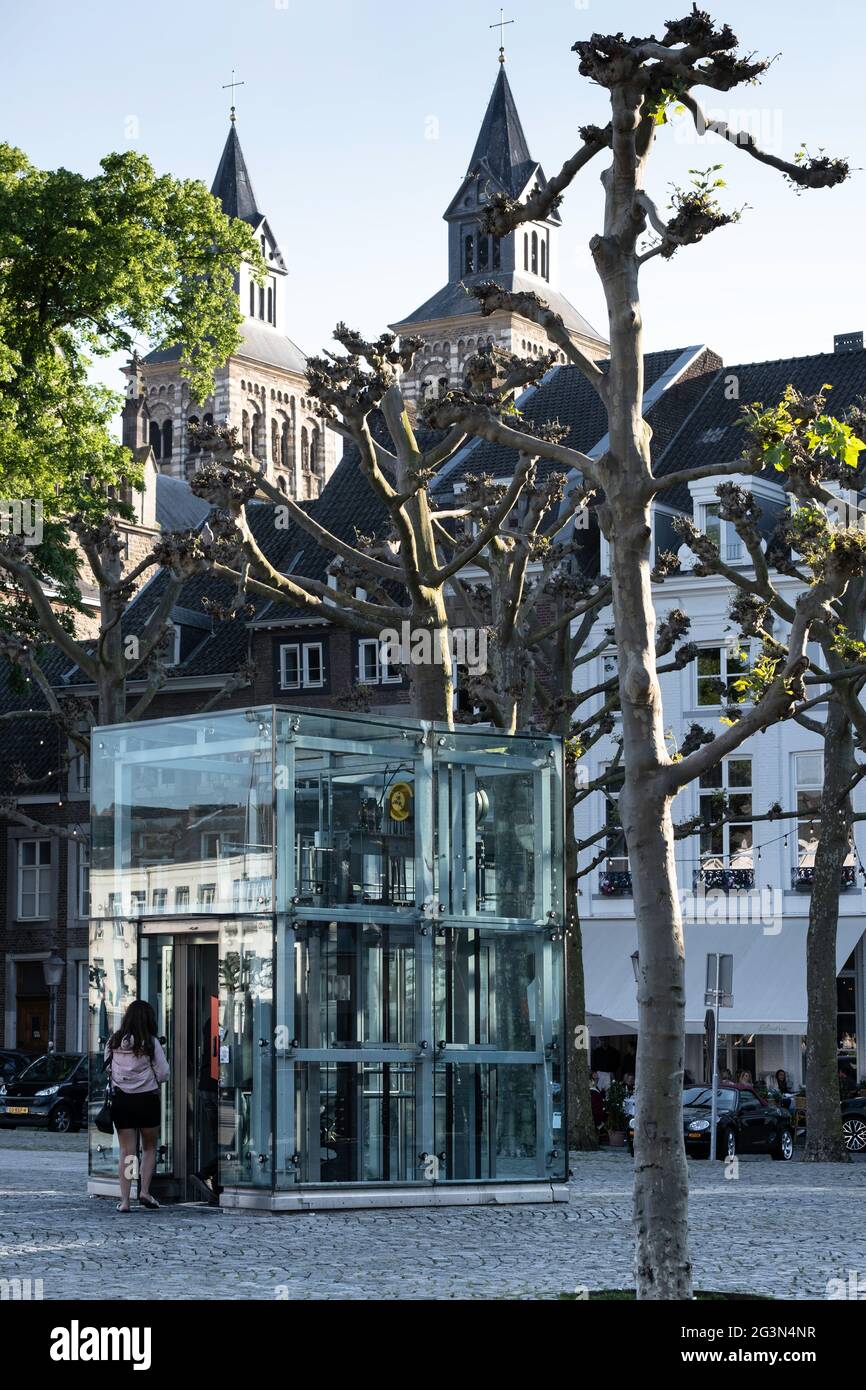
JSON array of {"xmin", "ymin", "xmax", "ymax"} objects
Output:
[{"xmin": 109, "ymin": 999, "xmax": 158, "ymax": 1057}]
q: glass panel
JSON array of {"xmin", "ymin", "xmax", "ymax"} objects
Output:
[
  {"xmin": 293, "ymin": 921, "xmax": 415, "ymax": 1047},
  {"xmin": 434, "ymin": 1063, "xmax": 547, "ymax": 1180},
  {"xmin": 293, "ymin": 751, "xmax": 417, "ymax": 909},
  {"xmin": 433, "ymin": 929, "xmax": 539, "ymax": 1050},
  {"xmin": 138, "ymin": 934, "xmax": 174, "ymax": 1177},
  {"xmin": 218, "ymin": 917, "xmax": 273, "ymax": 1188},
  {"xmin": 293, "ymin": 1062, "xmax": 418, "ymax": 1184},
  {"xmin": 87, "ymin": 917, "xmax": 138, "ymax": 1180},
  {"xmin": 91, "ymin": 709, "xmax": 275, "ymax": 919}
]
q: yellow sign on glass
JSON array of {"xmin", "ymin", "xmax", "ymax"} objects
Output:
[{"xmin": 388, "ymin": 782, "xmax": 413, "ymax": 822}]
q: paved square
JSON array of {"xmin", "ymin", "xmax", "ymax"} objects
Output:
[{"xmin": 0, "ymin": 1134, "xmax": 863, "ymax": 1299}]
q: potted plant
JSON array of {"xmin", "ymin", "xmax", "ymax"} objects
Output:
[{"xmin": 606, "ymin": 1080, "xmax": 628, "ymax": 1148}]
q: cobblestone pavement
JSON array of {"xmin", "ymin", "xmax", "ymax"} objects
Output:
[{"xmin": 0, "ymin": 1137, "xmax": 863, "ymax": 1300}]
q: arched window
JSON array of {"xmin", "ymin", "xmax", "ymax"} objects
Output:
[
  {"xmin": 242, "ymin": 410, "xmax": 251, "ymax": 456},
  {"xmin": 281, "ymin": 418, "xmax": 291, "ymax": 469},
  {"xmin": 271, "ymin": 418, "xmax": 280, "ymax": 464},
  {"xmin": 277, "ymin": 475, "xmax": 287, "ymax": 494},
  {"xmin": 251, "ymin": 413, "xmax": 263, "ymax": 459},
  {"xmin": 464, "ymin": 233, "xmax": 475, "ymax": 275},
  {"xmin": 531, "ymin": 231, "xmax": 538, "ymax": 275},
  {"xmin": 477, "ymin": 234, "xmax": 489, "ymax": 271},
  {"xmin": 187, "ymin": 415, "xmax": 200, "ymax": 455},
  {"xmin": 267, "ymin": 286, "xmax": 273, "ymax": 323},
  {"xmin": 259, "ymin": 286, "xmax": 265, "ymax": 319},
  {"xmin": 161, "ymin": 420, "xmax": 173, "ymax": 460},
  {"xmin": 540, "ymin": 237, "xmax": 547, "ymax": 280},
  {"xmin": 492, "ymin": 236, "xmax": 501, "ymax": 270},
  {"xmin": 149, "ymin": 421, "xmax": 161, "ymax": 460},
  {"xmin": 301, "ymin": 426, "xmax": 309, "ymax": 472},
  {"xmin": 524, "ymin": 233, "xmax": 529, "ymax": 270},
  {"xmin": 202, "ymin": 412, "xmax": 213, "ymax": 431},
  {"xmin": 249, "ymin": 283, "xmax": 255, "ymax": 316},
  {"xmin": 438, "ymin": 375, "xmax": 449, "ymax": 398},
  {"xmin": 310, "ymin": 425, "xmax": 321, "ymax": 475}
]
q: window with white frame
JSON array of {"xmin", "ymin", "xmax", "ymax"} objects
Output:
[
  {"xmin": 701, "ymin": 502, "xmax": 744, "ymax": 562},
  {"xmin": 698, "ymin": 757, "xmax": 753, "ymax": 882},
  {"xmin": 201, "ymin": 832, "xmax": 221, "ymax": 860},
  {"xmin": 357, "ymin": 637, "xmax": 402, "ymax": 685},
  {"xmin": 279, "ymin": 641, "xmax": 324, "ymax": 690},
  {"xmin": 17, "ymin": 839, "xmax": 51, "ymax": 919},
  {"xmin": 151, "ymin": 888, "xmax": 167, "ymax": 912},
  {"xmin": 166, "ymin": 622, "xmax": 182, "ymax": 667},
  {"xmin": 197, "ymin": 883, "xmax": 216, "ymax": 908},
  {"xmin": 603, "ymin": 770, "xmax": 627, "ymax": 873},
  {"xmin": 175, "ymin": 885, "xmax": 190, "ymax": 911},
  {"xmin": 696, "ymin": 643, "xmax": 752, "ymax": 707},
  {"xmin": 77, "ymin": 841, "xmax": 90, "ymax": 919},
  {"xmin": 130, "ymin": 890, "xmax": 146, "ymax": 915},
  {"xmin": 792, "ymin": 753, "xmax": 854, "ymax": 880}
]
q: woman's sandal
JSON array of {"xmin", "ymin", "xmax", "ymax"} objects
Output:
[
  {"xmin": 116, "ymin": 1202, "xmax": 131, "ymax": 1213},
  {"xmin": 138, "ymin": 1193, "xmax": 160, "ymax": 1210}
]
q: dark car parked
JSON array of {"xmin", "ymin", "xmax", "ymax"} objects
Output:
[
  {"xmin": 0, "ymin": 1049, "xmax": 30, "ymax": 1084},
  {"xmin": 0, "ymin": 1052, "xmax": 87, "ymax": 1132},
  {"xmin": 841, "ymin": 1095, "xmax": 866, "ymax": 1154},
  {"xmin": 629, "ymin": 1083, "xmax": 794, "ymax": 1160}
]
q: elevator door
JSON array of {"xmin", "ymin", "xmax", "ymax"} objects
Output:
[{"xmin": 186, "ymin": 940, "xmax": 220, "ymax": 1201}]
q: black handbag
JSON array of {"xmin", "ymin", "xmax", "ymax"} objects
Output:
[{"xmin": 94, "ymin": 1052, "xmax": 114, "ymax": 1134}]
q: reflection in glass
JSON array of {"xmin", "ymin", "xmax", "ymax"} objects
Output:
[
  {"xmin": 218, "ymin": 918, "xmax": 273, "ymax": 1188},
  {"xmin": 294, "ymin": 922, "xmax": 415, "ymax": 1047},
  {"xmin": 295, "ymin": 1063, "xmax": 417, "ymax": 1184}
]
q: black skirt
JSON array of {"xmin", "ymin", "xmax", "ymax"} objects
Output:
[{"xmin": 112, "ymin": 1087, "xmax": 161, "ymax": 1131}]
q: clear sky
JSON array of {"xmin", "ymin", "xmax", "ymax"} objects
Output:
[{"xmin": 5, "ymin": 0, "xmax": 865, "ymax": 390}]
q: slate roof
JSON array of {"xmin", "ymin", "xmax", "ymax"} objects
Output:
[
  {"xmin": 155, "ymin": 475, "xmax": 211, "ymax": 531},
  {"xmin": 653, "ymin": 348, "xmax": 866, "ymax": 506},
  {"xmin": 143, "ymin": 320, "xmax": 307, "ymax": 377},
  {"xmin": 392, "ymin": 273, "xmax": 604, "ymax": 344},
  {"xmin": 437, "ymin": 347, "xmax": 696, "ymax": 490}
]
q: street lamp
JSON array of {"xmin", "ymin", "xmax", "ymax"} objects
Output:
[
  {"xmin": 42, "ymin": 950, "xmax": 65, "ymax": 1053},
  {"xmin": 705, "ymin": 953, "xmax": 734, "ymax": 1161}
]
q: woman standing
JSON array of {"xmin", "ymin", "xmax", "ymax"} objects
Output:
[{"xmin": 105, "ymin": 1000, "xmax": 170, "ymax": 1212}]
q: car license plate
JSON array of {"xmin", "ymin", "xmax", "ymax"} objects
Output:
[{"xmin": 7, "ymin": 1106, "xmax": 29, "ymax": 1115}]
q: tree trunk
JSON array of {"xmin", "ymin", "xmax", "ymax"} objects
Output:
[
  {"xmin": 803, "ymin": 698, "xmax": 852, "ymax": 1162},
  {"xmin": 611, "ymin": 509, "xmax": 690, "ymax": 1298},
  {"xmin": 598, "ymin": 193, "xmax": 691, "ymax": 1296}
]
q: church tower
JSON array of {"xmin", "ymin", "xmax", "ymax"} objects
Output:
[
  {"xmin": 134, "ymin": 115, "xmax": 335, "ymax": 498},
  {"xmin": 391, "ymin": 60, "xmax": 607, "ymax": 402}
]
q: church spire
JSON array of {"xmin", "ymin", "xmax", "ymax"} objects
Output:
[
  {"xmin": 211, "ymin": 123, "xmax": 261, "ymax": 226},
  {"xmin": 466, "ymin": 64, "xmax": 534, "ymax": 199}
]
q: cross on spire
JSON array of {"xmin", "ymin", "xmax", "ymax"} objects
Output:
[
  {"xmin": 489, "ymin": 8, "xmax": 514, "ymax": 64},
  {"xmin": 222, "ymin": 69, "xmax": 245, "ymax": 123}
]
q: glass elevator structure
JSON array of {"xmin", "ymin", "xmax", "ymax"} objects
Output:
[{"xmin": 87, "ymin": 707, "xmax": 566, "ymax": 1208}]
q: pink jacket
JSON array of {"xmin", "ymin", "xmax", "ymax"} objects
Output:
[{"xmin": 105, "ymin": 1035, "xmax": 170, "ymax": 1094}]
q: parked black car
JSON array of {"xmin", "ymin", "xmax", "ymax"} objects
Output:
[
  {"xmin": 0, "ymin": 1052, "xmax": 87, "ymax": 1132},
  {"xmin": 629, "ymin": 1084, "xmax": 794, "ymax": 1160},
  {"xmin": 0, "ymin": 1049, "xmax": 30, "ymax": 1084},
  {"xmin": 841, "ymin": 1095, "xmax": 866, "ymax": 1154}
]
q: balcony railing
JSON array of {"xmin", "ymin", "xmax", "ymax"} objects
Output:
[
  {"xmin": 791, "ymin": 865, "xmax": 858, "ymax": 892},
  {"xmin": 598, "ymin": 870, "xmax": 633, "ymax": 897},
  {"xmin": 694, "ymin": 867, "xmax": 755, "ymax": 892}
]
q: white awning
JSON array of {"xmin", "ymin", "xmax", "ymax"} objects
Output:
[{"xmin": 582, "ymin": 914, "xmax": 865, "ymax": 1035}]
